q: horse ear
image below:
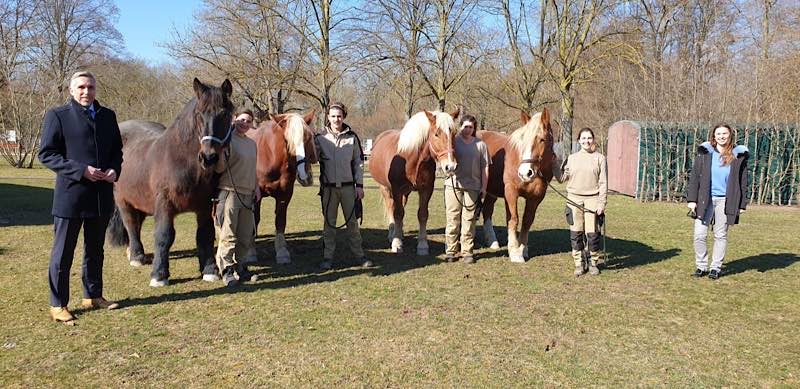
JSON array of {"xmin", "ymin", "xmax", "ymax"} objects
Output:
[
  {"xmin": 270, "ymin": 113, "xmax": 282, "ymax": 124},
  {"xmin": 193, "ymin": 78, "xmax": 207, "ymax": 98},
  {"xmin": 540, "ymin": 107, "xmax": 551, "ymax": 131},
  {"xmin": 520, "ymin": 110, "xmax": 531, "ymax": 124},
  {"xmin": 424, "ymin": 110, "xmax": 436, "ymax": 125},
  {"xmin": 450, "ymin": 106, "xmax": 461, "ymax": 120},
  {"xmin": 221, "ymin": 79, "xmax": 233, "ymax": 97},
  {"xmin": 303, "ymin": 109, "xmax": 316, "ymax": 125}
]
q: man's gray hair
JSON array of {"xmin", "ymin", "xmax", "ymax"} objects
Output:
[{"xmin": 69, "ymin": 71, "xmax": 96, "ymax": 84}]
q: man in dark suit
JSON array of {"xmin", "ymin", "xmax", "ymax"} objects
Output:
[{"xmin": 39, "ymin": 71, "xmax": 123, "ymax": 323}]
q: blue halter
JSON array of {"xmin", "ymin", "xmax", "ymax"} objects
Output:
[{"xmin": 199, "ymin": 123, "xmax": 233, "ymax": 146}]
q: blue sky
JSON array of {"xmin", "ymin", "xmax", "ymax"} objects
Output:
[{"xmin": 114, "ymin": 0, "xmax": 203, "ymax": 65}]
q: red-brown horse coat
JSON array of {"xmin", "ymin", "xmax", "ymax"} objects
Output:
[
  {"xmin": 368, "ymin": 110, "xmax": 459, "ymax": 255},
  {"xmin": 478, "ymin": 109, "xmax": 555, "ymax": 262},
  {"xmin": 247, "ymin": 111, "xmax": 317, "ymax": 264}
]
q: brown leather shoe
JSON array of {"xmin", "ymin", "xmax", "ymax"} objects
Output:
[
  {"xmin": 50, "ymin": 306, "xmax": 75, "ymax": 322},
  {"xmin": 81, "ymin": 297, "xmax": 120, "ymax": 310}
]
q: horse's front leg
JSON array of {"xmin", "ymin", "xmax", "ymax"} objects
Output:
[
  {"xmin": 242, "ymin": 196, "xmax": 262, "ymax": 265},
  {"xmin": 504, "ymin": 186, "xmax": 524, "ymax": 263},
  {"xmin": 149, "ymin": 200, "xmax": 176, "ymax": 287},
  {"xmin": 519, "ymin": 197, "xmax": 543, "ymax": 260},
  {"xmin": 482, "ymin": 195, "xmax": 500, "ymax": 249},
  {"xmin": 416, "ymin": 187, "xmax": 433, "ymax": 256},
  {"xmin": 274, "ymin": 197, "xmax": 291, "ymax": 264},
  {"xmin": 196, "ymin": 208, "xmax": 219, "ymax": 281}
]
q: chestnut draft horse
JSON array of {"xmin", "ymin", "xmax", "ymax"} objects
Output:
[
  {"xmin": 107, "ymin": 78, "xmax": 234, "ymax": 287},
  {"xmin": 369, "ymin": 109, "xmax": 459, "ymax": 255},
  {"xmin": 247, "ymin": 111, "xmax": 318, "ymax": 264},
  {"xmin": 478, "ymin": 108, "xmax": 556, "ymax": 262}
]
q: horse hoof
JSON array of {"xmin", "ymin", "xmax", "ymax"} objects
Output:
[
  {"xmin": 509, "ymin": 255, "xmax": 526, "ymax": 263},
  {"xmin": 416, "ymin": 247, "xmax": 429, "ymax": 256},
  {"xmin": 391, "ymin": 246, "xmax": 404, "ymax": 254},
  {"xmin": 276, "ymin": 256, "xmax": 291, "ymax": 265},
  {"xmin": 242, "ymin": 255, "xmax": 259, "ymax": 265},
  {"xmin": 202, "ymin": 274, "xmax": 220, "ymax": 282},
  {"xmin": 149, "ymin": 278, "xmax": 169, "ymax": 287},
  {"xmin": 129, "ymin": 260, "xmax": 143, "ymax": 267},
  {"xmin": 489, "ymin": 242, "xmax": 500, "ymax": 249}
]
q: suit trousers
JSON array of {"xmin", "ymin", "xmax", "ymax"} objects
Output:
[{"xmin": 48, "ymin": 215, "xmax": 110, "ymax": 307}]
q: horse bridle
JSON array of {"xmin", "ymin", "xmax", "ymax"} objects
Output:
[{"xmin": 199, "ymin": 123, "xmax": 233, "ymax": 146}]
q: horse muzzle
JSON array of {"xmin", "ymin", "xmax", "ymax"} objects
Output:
[
  {"xmin": 442, "ymin": 162, "xmax": 457, "ymax": 176},
  {"xmin": 198, "ymin": 152, "xmax": 219, "ymax": 169},
  {"xmin": 518, "ymin": 167, "xmax": 537, "ymax": 182}
]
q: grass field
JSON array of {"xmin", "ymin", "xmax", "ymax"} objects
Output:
[{"xmin": 1, "ymin": 164, "xmax": 799, "ymax": 387}]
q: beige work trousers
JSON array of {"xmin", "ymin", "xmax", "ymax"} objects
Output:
[
  {"xmin": 444, "ymin": 187, "xmax": 480, "ymax": 257},
  {"xmin": 216, "ymin": 190, "xmax": 256, "ymax": 271},
  {"xmin": 322, "ymin": 186, "xmax": 364, "ymax": 260}
]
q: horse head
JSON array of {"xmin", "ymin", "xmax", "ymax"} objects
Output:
[
  {"xmin": 424, "ymin": 108, "xmax": 459, "ymax": 176},
  {"xmin": 195, "ymin": 78, "xmax": 234, "ymax": 170},
  {"xmin": 270, "ymin": 110, "xmax": 317, "ymax": 187},
  {"xmin": 514, "ymin": 108, "xmax": 555, "ymax": 183}
]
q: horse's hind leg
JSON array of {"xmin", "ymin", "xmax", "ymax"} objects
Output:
[
  {"xmin": 391, "ymin": 191, "xmax": 406, "ymax": 253},
  {"xmin": 482, "ymin": 195, "xmax": 501, "ymax": 249},
  {"xmin": 150, "ymin": 202, "xmax": 176, "ymax": 287},
  {"xmin": 196, "ymin": 209, "xmax": 219, "ymax": 281},
  {"xmin": 274, "ymin": 197, "xmax": 291, "ymax": 264},
  {"xmin": 119, "ymin": 203, "xmax": 147, "ymax": 266},
  {"xmin": 243, "ymin": 197, "xmax": 262, "ymax": 265},
  {"xmin": 378, "ymin": 185, "xmax": 395, "ymax": 246},
  {"xmin": 416, "ymin": 188, "xmax": 433, "ymax": 256}
]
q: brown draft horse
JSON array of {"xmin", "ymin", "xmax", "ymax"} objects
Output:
[
  {"xmin": 478, "ymin": 108, "xmax": 556, "ymax": 262},
  {"xmin": 107, "ymin": 78, "xmax": 234, "ymax": 287},
  {"xmin": 369, "ymin": 109, "xmax": 459, "ymax": 255},
  {"xmin": 247, "ymin": 111, "xmax": 318, "ymax": 264}
]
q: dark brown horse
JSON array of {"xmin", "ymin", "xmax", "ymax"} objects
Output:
[
  {"xmin": 478, "ymin": 108, "xmax": 556, "ymax": 262},
  {"xmin": 107, "ymin": 78, "xmax": 234, "ymax": 286},
  {"xmin": 247, "ymin": 111, "xmax": 318, "ymax": 264},
  {"xmin": 369, "ymin": 109, "xmax": 459, "ymax": 255}
]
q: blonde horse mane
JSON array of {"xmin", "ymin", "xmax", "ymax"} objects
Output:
[
  {"xmin": 508, "ymin": 112, "xmax": 545, "ymax": 156},
  {"xmin": 282, "ymin": 113, "xmax": 308, "ymax": 155},
  {"xmin": 396, "ymin": 110, "xmax": 456, "ymax": 154}
]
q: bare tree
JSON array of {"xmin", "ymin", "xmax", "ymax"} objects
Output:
[
  {"xmin": 546, "ymin": 0, "xmax": 626, "ymax": 152},
  {"xmin": 166, "ymin": 0, "xmax": 308, "ymax": 115}
]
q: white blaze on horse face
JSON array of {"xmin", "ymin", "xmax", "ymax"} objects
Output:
[{"xmin": 518, "ymin": 148, "xmax": 535, "ymax": 182}]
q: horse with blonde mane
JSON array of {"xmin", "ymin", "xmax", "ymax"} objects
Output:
[
  {"xmin": 247, "ymin": 111, "xmax": 318, "ymax": 264},
  {"xmin": 478, "ymin": 108, "xmax": 556, "ymax": 262},
  {"xmin": 369, "ymin": 109, "xmax": 459, "ymax": 255}
]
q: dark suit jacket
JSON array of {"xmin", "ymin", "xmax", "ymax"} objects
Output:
[{"xmin": 38, "ymin": 99, "xmax": 123, "ymax": 218}]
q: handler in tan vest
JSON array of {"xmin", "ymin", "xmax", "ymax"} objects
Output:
[{"xmin": 314, "ymin": 102, "xmax": 371, "ymax": 270}]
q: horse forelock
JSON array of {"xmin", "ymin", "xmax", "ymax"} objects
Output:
[
  {"xmin": 283, "ymin": 113, "xmax": 308, "ymax": 155},
  {"xmin": 508, "ymin": 112, "xmax": 545, "ymax": 156},
  {"xmin": 396, "ymin": 110, "xmax": 455, "ymax": 154}
]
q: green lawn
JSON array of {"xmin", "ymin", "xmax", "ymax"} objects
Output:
[{"xmin": 1, "ymin": 164, "xmax": 798, "ymax": 387}]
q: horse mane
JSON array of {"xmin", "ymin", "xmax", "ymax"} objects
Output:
[
  {"xmin": 396, "ymin": 110, "xmax": 456, "ymax": 154},
  {"xmin": 508, "ymin": 112, "xmax": 544, "ymax": 156},
  {"xmin": 169, "ymin": 84, "xmax": 233, "ymax": 139},
  {"xmin": 282, "ymin": 113, "xmax": 308, "ymax": 155}
]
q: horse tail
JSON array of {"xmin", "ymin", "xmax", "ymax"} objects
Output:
[{"xmin": 106, "ymin": 204, "xmax": 129, "ymax": 247}]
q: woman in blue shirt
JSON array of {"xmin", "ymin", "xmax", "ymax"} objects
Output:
[{"xmin": 686, "ymin": 124, "xmax": 749, "ymax": 280}]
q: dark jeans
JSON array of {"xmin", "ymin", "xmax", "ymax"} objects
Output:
[{"xmin": 48, "ymin": 215, "xmax": 110, "ymax": 307}]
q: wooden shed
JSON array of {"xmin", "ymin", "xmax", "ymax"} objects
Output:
[{"xmin": 606, "ymin": 120, "xmax": 640, "ymax": 197}]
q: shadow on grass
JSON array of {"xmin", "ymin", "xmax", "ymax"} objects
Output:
[
  {"xmin": 476, "ymin": 227, "xmax": 680, "ymax": 268},
  {"xmin": 724, "ymin": 253, "xmax": 800, "ymax": 276},
  {"xmin": 0, "ymin": 183, "xmax": 54, "ymax": 226}
]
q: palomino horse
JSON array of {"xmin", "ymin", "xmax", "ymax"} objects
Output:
[
  {"xmin": 107, "ymin": 78, "xmax": 235, "ymax": 286},
  {"xmin": 247, "ymin": 111, "xmax": 318, "ymax": 264},
  {"xmin": 369, "ymin": 109, "xmax": 459, "ymax": 255},
  {"xmin": 478, "ymin": 108, "xmax": 556, "ymax": 262}
]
